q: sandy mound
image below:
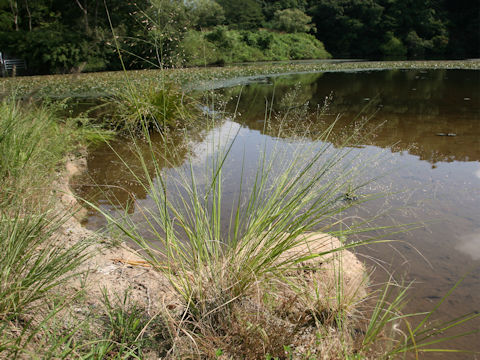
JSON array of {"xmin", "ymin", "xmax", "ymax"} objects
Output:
[{"xmin": 282, "ymin": 231, "xmax": 367, "ymax": 308}]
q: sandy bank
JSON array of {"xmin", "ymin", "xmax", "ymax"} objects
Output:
[{"xmin": 58, "ymin": 152, "xmax": 180, "ymax": 316}]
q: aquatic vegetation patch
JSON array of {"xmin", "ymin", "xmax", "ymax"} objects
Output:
[
  {"xmin": 103, "ymin": 81, "xmax": 198, "ymax": 134},
  {"xmin": 1, "ymin": 60, "xmax": 478, "ymax": 101}
]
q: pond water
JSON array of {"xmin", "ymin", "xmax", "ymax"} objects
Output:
[{"xmin": 75, "ymin": 69, "xmax": 479, "ymax": 357}]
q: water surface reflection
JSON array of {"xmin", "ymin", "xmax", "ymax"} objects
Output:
[{"xmin": 75, "ymin": 69, "xmax": 480, "ymax": 357}]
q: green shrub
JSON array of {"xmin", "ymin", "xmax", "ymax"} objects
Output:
[
  {"xmin": 15, "ymin": 24, "xmax": 86, "ymax": 74},
  {"xmin": 380, "ymin": 32, "xmax": 407, "ymax": 59},
  {"xmin": 271, "ymin": 8, "xmax": 315, "ymax": 33},
  {"xmin": 205, "ymin": 26, "xmax": 234, "ymax": 48},
  {"xmin": 190, "ymin": 0, "xmax": 226, "ymax": 29},
  {"xmin": 405, "ymin": 30, "xmax": 432, "ymax": 58},
  {"xmin": 256, "ymin": 31, "xmax": 275, "ymax": 50},
  {"xmin": 180, "ymin": 30, "xmax": 222, "ymax": 66},
  {"xmin": 217, "ymin": 0, "xmax": 265, "ymax": 30},
  {"xmin": 431, "ymin": 34, "xmax": 449, "ymax": 56},
  {"xmin": 181, "ymin": 28, "xmax": 331, "ymax": 66},
  {"xmin": 268, "ymin": 32, "xmax": 331, "ymax": 60}
]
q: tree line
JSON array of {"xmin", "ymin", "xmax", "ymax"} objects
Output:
[{"xmin": 0, "ymin": 0, "xmax": 478, "ymax": 74}]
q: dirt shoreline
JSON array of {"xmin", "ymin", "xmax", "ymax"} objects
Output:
[{"xmin": 58, "ymin": 152, "xmax": 180, "ymax": 316}]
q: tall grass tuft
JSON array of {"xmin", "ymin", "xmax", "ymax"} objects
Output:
[
  {"xmin": 0, "ymin": 98, "xmax": 111, "ymax": 206},
  {"xmin": 0, "ymin": 99, "xmax": 91, "ymax": 356},
  {"xmin": 104, "ymin": 81, "xmax": 198, "ymax": 134},
  {"xmin": 0, "ymin": 100, "xmax": 67, "ymax": 206},
  {"xmin": 0, "ymin": 208, "xmax": 88, "ymax": 321},
  {"xmin": 89, "ymin": 109, "xmax": 400, "ymax": 357}
]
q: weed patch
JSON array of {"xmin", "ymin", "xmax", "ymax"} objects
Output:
[{"xmin": 103, "ymin": 81, "xmax": 199, "ymax": 134}]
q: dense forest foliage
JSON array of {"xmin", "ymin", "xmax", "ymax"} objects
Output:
[{"xmin": 0, "ymin": 0, "xmax": 478, "ymax": 74}]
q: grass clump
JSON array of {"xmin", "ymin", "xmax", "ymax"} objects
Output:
[
  {"xmin": 0, "ymin": 98, "xmax": 112, "ymax": 206},
  {"xmin": 0, "ymin": 209, "xmax": 88, "ymax": 322},
  {"xmin": 96, "ymin": 290, "xmax": 148, "ymax": 358},
  {"xmin": 91, "ymin": 117, "xmax": 393, "ymax": 357},
  {"xmin": 0, "ymin": 99, "xmax": 92, "ymax": 357},
  {"xmin": 90, "ymin": 103, "xmax": 479, "ymax": 358},
  {"xmin": 0, "ymin": 100, "xmax": 69, "ymax": 206},
  {"xmin": 77, "ymin": 289, "xmax": 171, "ymax": 359},
  {"xmin": 104, "ymin": 81, "xmax": 198, "ymax": 134}
]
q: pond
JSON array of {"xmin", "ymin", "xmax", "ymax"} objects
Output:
[{"xmin": 75, "ymin": 69, "xmax": 479, "ymax": 356}]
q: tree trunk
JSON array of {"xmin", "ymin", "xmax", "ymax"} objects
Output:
[
  {"xmin": 74, "ymin": 0, "xmax": 89, "ymax": 34},
  {"xmin": 94, "ymin": 0, "xmax": 99, "ymax": 36},
  {"xmin": 24, "ymin": 0, "xmax": 32, "ymax": 31},
  {"xmin": 9, "ymin": 0, "xmax": 19, "ymax": 31}
]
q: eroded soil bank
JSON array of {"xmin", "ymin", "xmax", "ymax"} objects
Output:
[{"xmin": 59, "ymin": 153, "xmax": 180, "ymax": 315}]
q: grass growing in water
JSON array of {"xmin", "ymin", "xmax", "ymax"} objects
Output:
[
  {"xmin": 86, "ymin": 101, "xmax": 479, "ymax": 358},
  {"xmin": 103, "ymin": 81, "xmax": 199, "ymax": 134}
]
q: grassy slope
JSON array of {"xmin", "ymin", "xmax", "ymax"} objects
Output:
[{"xmin": 0, "ymin": 100, "xmax": 92, "ymax": 356}]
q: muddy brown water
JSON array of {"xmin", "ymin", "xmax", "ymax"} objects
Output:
[{"xmin": 75, "ymin": 69, "xmax": 479, "ymax": 357}]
